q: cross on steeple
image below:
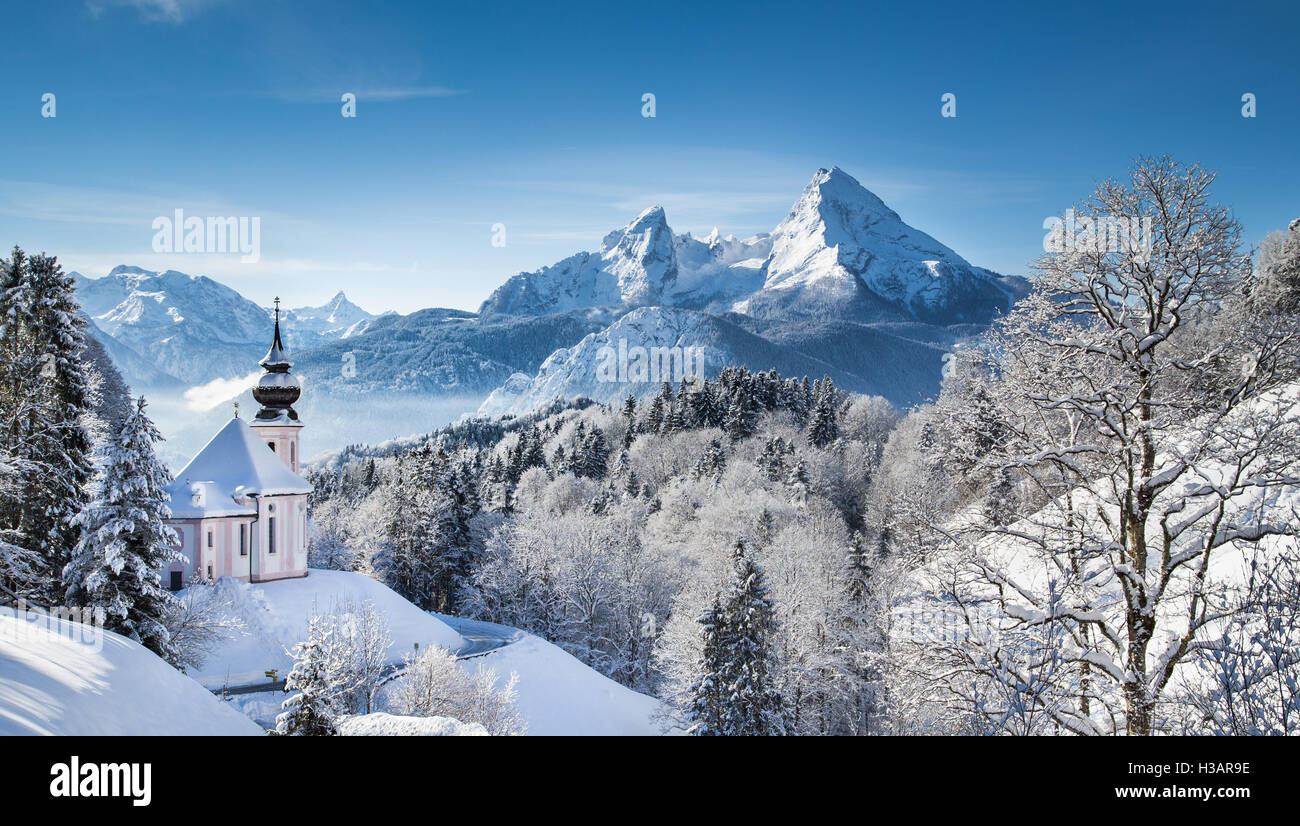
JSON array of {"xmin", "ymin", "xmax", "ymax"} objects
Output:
[
  {"xmin": 273, "ymin": 296, "xmax": 281, "ymax": 321},
  {"xmin": 233, "ymin": 401, "xmax": 240, "ymax": 418}
]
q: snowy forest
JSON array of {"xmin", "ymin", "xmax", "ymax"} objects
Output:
[
  {"xmin": 304, "ymin": 159, "xmax": 1300, "ymax": 736},
  {"xmin": 3, "ymin": 157, "xmax": 1300, "ymax": 736}
]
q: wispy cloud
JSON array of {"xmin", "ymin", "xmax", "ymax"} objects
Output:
[
  {"xmin": 0, "ymin": 179, "xmax": 306, "ymax": 230},
  {"xmin": 182, "ymin": 369, "xmax": 261, "ymax": 412},
  {"xmin": 85, "ymin": 0, "xmax": 220, "ymax": 24},
  {"xmin": 265, "ymin": 85, "xmax": 467, "ymax": 103}
]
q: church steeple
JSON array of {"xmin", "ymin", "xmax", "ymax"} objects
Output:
[
  {"xmin": 260, "ymin": 297, "xmax": 292, "ymax": 371},
  {"xmin": 252, "ymin": 297, "xmax": 302, "ymax": 421}
]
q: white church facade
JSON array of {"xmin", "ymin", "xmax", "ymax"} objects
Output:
[{"xmin": 163, "ymin": 302, "xmax": 311, "ymax": 590}]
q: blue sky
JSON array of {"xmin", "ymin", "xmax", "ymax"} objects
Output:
[{"xmin": 1, "ymin": 0, "xmax": 1296, "ymax": 313}]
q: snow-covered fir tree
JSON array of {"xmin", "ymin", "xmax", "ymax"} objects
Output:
[
  {"xmin": 687, "ymin": 541, "xmax": 787, "ymax": 736},
  {"xmin": 276, "ymin": 614, "xmax": 339, "ymax": 736},
  {"xmin": 724, "ymin": 386, "xmax": 757, "ymax": 442},
  {"xmin": 686, "ymin": 595, "xmax": 728, "ymax": 735},
  {"xmin": 63, "ymin": 396, "xmax": 182, "ymax": 662},
  {"xmin": 807, "ymin": 377, "xmax": 840, "ymax": 448},
  {"xmin": 0, "ymin": 249, "xmax": 95, "ymax": 601}
]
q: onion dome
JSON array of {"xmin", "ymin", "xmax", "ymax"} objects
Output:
[{"xmin": 252, "ymin": 298, "xmax": 301, "ymax": 420}]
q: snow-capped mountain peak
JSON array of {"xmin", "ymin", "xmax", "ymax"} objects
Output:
[
  {"xmin": 762, "ymin": 166, "xmax": 965, "ymax": 295},
  {"xmin": 480, "ymin": 205, "xmax": 680, "ymax": 316},
  {"xmin": 282, "ymin": 291, "xmax": 379, "ymax": 344},
  {"xmin": 288, "ymin": 290, "xmax": 371, "ymax": 326},
  {"xmin": 738, "ymin": 166, "xmax": 1022, "ymax": 323},
  {"xmin": 599, "ymin": 205, "xmax": 677, "ymax": 305}
]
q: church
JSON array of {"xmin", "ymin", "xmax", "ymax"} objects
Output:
[{"xmin": 162, "ymin": 302, "xmax": 311, "ymax": 590}]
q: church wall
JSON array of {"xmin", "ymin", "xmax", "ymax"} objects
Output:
[
  {"xmin": 251, "ymin": 494, "xmax": 308, "ymax": 582},
  {"xmin": 167, "ymin": 498, "xmax": 307, "ymax": 586},
  {"xmin": 250, "ymin": 424, "xmax": 304, "ymax": 474},
  {"xmin": 167, "ymin": 522, "xmax": 197, "ymax": 585}
]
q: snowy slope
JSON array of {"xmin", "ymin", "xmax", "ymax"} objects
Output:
[
  {"xmin": 480, "ymin": 206, "xmax": 679, "ymax": 315},
  {"xmin": 192, "ymin": 570, "xmax": 465, "ymax": 689},
  {"xmin": 463, "ymin": 635, "xmax": 665, "ymax": 736},
  {"xmin": 736, "ymin": 167, "xmax": 1025, "ymax": 324},
  {"xmin": 0, "ymin": 608, "xmax": 262, "ymax": 736},
  {"xmin": 477, "ymin": 306, "xmax": 861, "ymax": 416},
  {"xmin": 669, "ymin": 229, "xmax": 771, "ymax": 310}
]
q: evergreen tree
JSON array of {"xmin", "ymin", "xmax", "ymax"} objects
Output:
[
  {"xmin": 621, "ymin": 394, "xmax": 638, "ymax": 447},
  {"xmin": 836, "ymin": 532, "xmax": 884, "ymax": 733},
  {"xmin": 64, "ymin": 397, "xmax": 182, "ymax": 662},
  {"xmin": 687, "ymin": 541, "xmax": 787, "ymax": 735},
  {"xmin": 662, "ymin": 399, "xmax": 685, "ymax": 434},
  {"xmin": 372, "ymin": 449, "xmax": 437, "ymax": 607},
  {"xmin": 428, "ymin": 455, "xmax": 474, "ymax": 611},
  {"xmin": 756, "ymin": 437, "xmax": 790, "ymax": 482},
  {"xmin": 785, "ymin": 375, "xmax": 812, "ymax": 426},
  {"xmin": 751, "ymin": 508, "xmax": 776, "ymax": 550},
  {"xmin": 785, "ymin": 459, "xmax": 811, "ymax": 504},
  {"xmin": 983, "ymin": 467, "xmax": 1018, "ymax": 527},
  {"xmin": 720, "ymin": 542, "xmax": 787, "ymax": 735},
  {"xmin": 724, "ymin": 386, "xmax": 757, "ymax": 442},
  {"xmin": 692, "ymin": 438, "xmax": 726, "ymax": 481},
  {"xmin": 807, "ymin": 378, "xmax": 840, "ymax": 448},
  {"xmin": 456, "ymin": 459, "xmax": 481, "ymax": 520},
  {"xmin": 686, "ymin": 595, "xmax": 728, "ymax": 735},
  {"xmin": 0, "ymin": 249, "xmax": 94, "ymax": 600},
  {"xmin": 645, "ymin": 395, "xmax": 666, "ymax": 434},
  {"xmin": 276, "ymin": 615, "xmax": 339, "ymax": 736},
  {"xmin": 581, "ymin": 425, "xmax": 609, "ymax": 480},
  {"xmin": 695, "ymin": 379, "xmax": 725, "ymax": 428},
  {"xmin": 519, "ymin": 427, "xmax": 546, "ymax": 472},
  {"xmin": 0, "ymin": 453, "xmax": 38, "ymax": 591}
]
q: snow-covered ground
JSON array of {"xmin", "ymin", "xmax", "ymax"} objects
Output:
[
  {"xmin": 193, "ymin": 569, "xmax": 464, "ymax": 690},
  {"xmin": 224, "ymin": 617, "xmax": 666, "ymax": 735},
  {"xmin": 19, "ymin": 567, "xmax": 670, "ymax": 736},
  {"xmin": 462, "ymin": 635, "xmax": 666, "ymax": 736},
  {"xmin": 337, "ymin": 712, "xmax": 487, "ymax": 736},
  {"xmin": 0, "ymin": 607, "xmax": 261, "ymax": 736}
]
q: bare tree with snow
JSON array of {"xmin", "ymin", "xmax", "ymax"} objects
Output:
[
  {"xmin": 911, "ymin": 157, "xmax": 1300, "ymax": 735},
  {"xmin": 386, "ymin": 645, "xmax": 526, "ymax": 736}
]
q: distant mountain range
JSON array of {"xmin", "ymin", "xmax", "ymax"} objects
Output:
[
  {"xmin": 70, "ymin": 266, "xmax": 384, "ymax": 388},
  {"xmin": 73, "ymin": 166, "xmax": 1029, "ymax": 458}
]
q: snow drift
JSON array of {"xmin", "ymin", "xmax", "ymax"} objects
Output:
[
  {"xmin": 192, "ymin": 569, "xmax": 465, "ymax": 689},
  {"xmin": 463, "ymin": 635, "xmax": 665, "ymax": 736},
  {"xmin": 0, "ymin": 608, "xmax": 262, "ymax": 736}
]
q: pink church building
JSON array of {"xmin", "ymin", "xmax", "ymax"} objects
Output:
[{"xmin": 163, "ymin": 302, "xmax": 311, "ymax": 590}]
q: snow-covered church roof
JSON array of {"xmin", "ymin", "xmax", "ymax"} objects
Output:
[{"xmin": 165, "ymin": 416, "xmax": 312, "ymax": 518}]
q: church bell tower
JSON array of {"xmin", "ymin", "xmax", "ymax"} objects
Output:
[{"xmin": 249, "ymin": 297, "xmax": 305, "ymax": 473}]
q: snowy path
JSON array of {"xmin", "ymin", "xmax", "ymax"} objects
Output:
[
  {"xmin": 213, "ymin": 612, "xmax": 523, "ymax": 695},
  {"xmin": 433, "ymin": 613, "xmax": 526, "ymax": 659}
]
